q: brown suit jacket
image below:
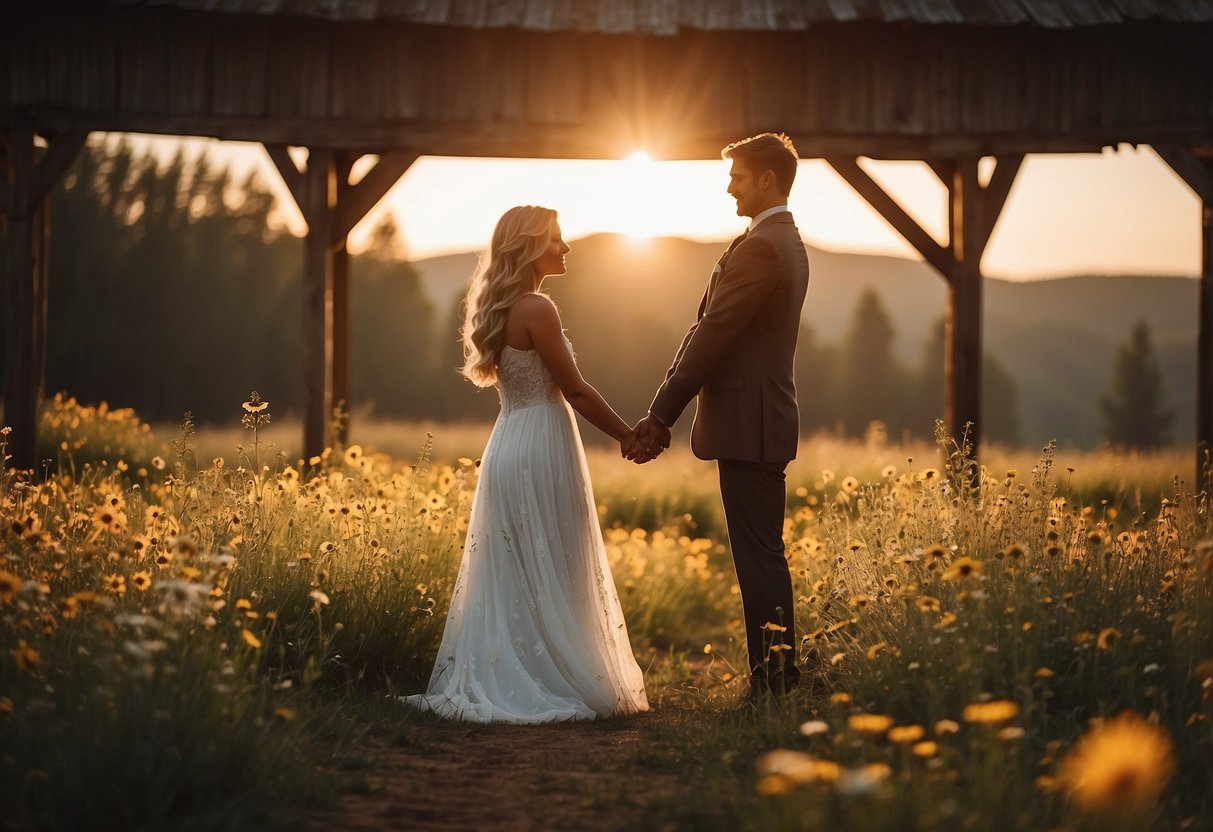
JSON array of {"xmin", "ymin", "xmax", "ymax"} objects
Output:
[{"xmin": 649, "ymin": 211, "xmax": 810, "ymax": 462}]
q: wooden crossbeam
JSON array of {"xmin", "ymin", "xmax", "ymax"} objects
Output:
[
  {"xmin": 332, "ymin": 150, "xmax": 417, "ymax": 243},
  {"xmin": 1155, "ymin": 144, "xmax": 1213, "ymax": 201},
  {"xmin": 976, "ymin": 154, "xmax": 1023, "ymax": 256},
  {"xmin": 30, "ymin": 131, "xmax": 86, "ymax": 206},
  {"xmin": 826, "ymin": 155, "xmax": 952, "ymax": 276},
  {"xmin": 265, "ymin": 144, "xmax": 308, "ymax": 212}
]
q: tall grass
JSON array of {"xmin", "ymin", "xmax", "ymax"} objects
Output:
[{"xmin": 2, "ymin": 398, "xmax": 1209, "ymax": 830}]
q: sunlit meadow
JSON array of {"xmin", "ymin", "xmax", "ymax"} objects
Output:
[{"xmin": 1, "ymin": 395, "xmax": 1210, "ymax": 830}]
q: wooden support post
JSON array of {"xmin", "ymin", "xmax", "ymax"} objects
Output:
[
  {"xmin": 1156, "ymin": 146, "xmax": 1213, "ymax": 492},
  {"xmin": 33, "ymin": 190, "xmax": 51, "ymax": 404},
  {"xmin": 1, "ymin": 128, "xmax": 84, "ymax": 472},
  {"xmin": 302, "ymin": 149, "xmax": 336, "ymax": 463},
  {"xmin": 331, "ymin": 240, "xmax": 350, "ymax": 444},
  {"xmin": 331, "ymin": 155, "xmax": 353, "ymax": 446},
  {"xmin": 946, "ymin": 157, "xmax": 983, "ymax": 455},
  {"xmin": 265, "ymin": 145, "xmax": 417, "ymax": 462},
  {"xmin": 3, "ymin": 128, "xmax": 37, "ymax": 471},
  {"xmin": 1157, "ymin": 145, "xmax": 1213, "ymax": 493},
  {"xmin": 828, "ymin": 154, "xmax": 1020, "ymax": 465},
  {"xmin": 1200, "ymin": 170, "xmax": 1213, "ymax": 495}
]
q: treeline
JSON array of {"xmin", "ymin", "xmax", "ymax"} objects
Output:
[{"xmin": 2, "ymin": 140, "xmax": 1019, "ymax": 442}]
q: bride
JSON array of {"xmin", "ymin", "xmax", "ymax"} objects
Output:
[{"xmin": 403, "ymin": 205, "xmax": 650, "ymax": 723}]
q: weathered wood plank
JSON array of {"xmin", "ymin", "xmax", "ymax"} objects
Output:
[
  {"xmin": 209, "ymin": 17, "xmax": 270, "ymax": 117},
  {"xmin": 524, "ymin": 32, "xmax": 587, "ymax": 124},
  {"xmin": 266, "ymin": 20, "xmax": 331, "ymax": 119},
  {"xmin": 1018, "ymin": 0, "xmax": 1074, "ymax": 28},
  {"xmin": 745, "ymin": 33, "xmax": 806, "ymax": 130}
]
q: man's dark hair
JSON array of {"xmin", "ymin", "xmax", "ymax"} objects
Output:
[{"xmin": 721, "ymin": 133, "xmax": 799, "ymax": 196}]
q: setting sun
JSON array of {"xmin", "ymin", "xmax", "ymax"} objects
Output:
[{"xmin": 620, "ymin": 151, "xmax": 659, "ymax": 241}]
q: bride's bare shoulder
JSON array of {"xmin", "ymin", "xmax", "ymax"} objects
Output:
[
  {"xmin": 503, "ymin": 293, "xmax": 560, "ymax": 349},
  {"xmin": 509, "ymin": 293, "xmax": 560, "ymax": 327}
]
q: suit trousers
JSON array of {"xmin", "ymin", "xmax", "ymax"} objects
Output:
[{"xmin": 718, "ymin": 458, "xmax": 801, "ymax": 691}]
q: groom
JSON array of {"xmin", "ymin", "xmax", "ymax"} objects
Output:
[{"xmin": 631, "ymin": 132, "xmax": 810, "ymax": 701}]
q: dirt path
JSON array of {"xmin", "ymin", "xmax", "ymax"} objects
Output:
[{"xmin": 312, "ymin": 709, "xmax": 685, "ymax": 832}]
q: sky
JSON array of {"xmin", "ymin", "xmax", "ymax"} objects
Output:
[{"xmin": 126, "ymin": 134, "xmax": 1202, "ymax": 280}]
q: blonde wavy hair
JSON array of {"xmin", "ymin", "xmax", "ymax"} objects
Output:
[{"xmin": 460, "ymin": 205, "xmax": 557, "ymax": 387}]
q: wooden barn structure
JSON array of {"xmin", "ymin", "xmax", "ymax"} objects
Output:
[{"xmin": 3, "ymin": 0, "xmax": 1213, "ymax": 484}]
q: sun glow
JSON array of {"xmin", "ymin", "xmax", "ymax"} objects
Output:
[
  {"xmin": 123, "ymin": 134, "xmax": 1201, "ymax": 278},
  {"xmin": 618, "ymin": 151, "xmax": 659, "ymax": 242}
]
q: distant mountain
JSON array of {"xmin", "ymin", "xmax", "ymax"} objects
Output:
[{"xmin": 413, "ymin": 233, "xmax": 1197, "ymax": 448}]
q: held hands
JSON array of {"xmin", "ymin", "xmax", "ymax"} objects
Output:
[{"xmin": 621, "ymin": 415, "xmax": 671, "ymax": 464}]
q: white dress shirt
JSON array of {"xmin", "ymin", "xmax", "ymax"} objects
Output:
[{"xmin": 747, "ymin": 203, "xmax": 790, "ymax": 233}]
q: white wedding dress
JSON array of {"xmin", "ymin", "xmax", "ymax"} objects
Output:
[{"xmin": 403, "ymin": 341, "xmax": 649, "ymax": 723}]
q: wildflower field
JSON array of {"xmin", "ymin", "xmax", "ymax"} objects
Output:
[{"xmin": 1, "ymin": 394, "xmax": 1210, "ymax": 831}]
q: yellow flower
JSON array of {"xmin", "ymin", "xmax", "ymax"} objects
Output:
[
  {"xmin": 103, "ymin": 574, "xmax": 126, "ymax": 596},
  {"xmin": 881, "ymin": 465, "xmax": 897, "ymax": 478},
  {"xmin": 241, "ymin": 629, "xmax": 263, "ymax": 649},
  {"xmin": 963, "ymin": 699, "xmax": 1019, "ymax": 725},
  {"xmin": 841, "ymin": 476, "xmax": 859, "ymax": 493},
  {"xmin": 847, "ymin": 713, "xmax": 894, "ymax": 734},
  {"xmin": 1060, "ymin": 712, "xmax": 1174, "ymax": 812},
  {"xmin": 12, "ymin": 640, "xmax": 40, "ymax": 671},
  {"xmin": 911, "ymin": 740, "xmax": 938, "ymax": 758},
  {"xmin": 1000, "ymin": 543, "xmax": 1027, "ymax": 560},
  {"xmin": 923, "ymin": 544, "xmax": 949, "ymax": 562},
  {"xmin": 943, "ymin": 557, "xmax": 983, "ymax": 582},
  {"xmin": 242, "ymin": 399, "xmax": 269, "ymax": 414},
  {"xmin": 131, "ymin": 571, "xmax": 152, "ymax": 592},
  {"xmin": 915, "ymin": 595, "xmax": 941, "ymax": 613},
  {"xmin": 274, "ymin": 707, "xmax": 296, "ymax": 721},
  {"xmin": 0, "ymin": 570, "xmax": 21, "ymax": 605},
  {"xmin": 756, "ymin": 750, "xmax": 841, "ymax": 792},
  {"xmin": 1097, "ymin": 628, "xmax": 1121, "ymax": 650},
  {"xmin": 887, "ymin": 725, "xmax": 925, "ymax": 744},
  {"xmin": 90, "ymin": 505, "xmax": 127, "ymax": 534},
  {"xmin": 830, "ymin": 692, "xmax": 852, "ymax": 706}
]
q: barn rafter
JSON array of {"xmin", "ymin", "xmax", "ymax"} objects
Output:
[{"xmin": 3, "ymin": 0, "xmax": 1212, "ymax": 487}]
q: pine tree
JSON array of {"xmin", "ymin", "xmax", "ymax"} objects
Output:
[
  {"xmin": 1099, "ymin": 320, "xmax": 1173, "ymax": 449},
  {"xmin": 912, "ymin": 318, "xmax": 1021, "ymax": 445},
  {"xmin": 836, "ymin": 288, "xmax": 903, "ymax": 436}
]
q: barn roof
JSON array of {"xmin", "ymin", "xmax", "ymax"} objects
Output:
[{"xmin": 110, "ymin": 0, "xmax": 1213, "ymax": 32}]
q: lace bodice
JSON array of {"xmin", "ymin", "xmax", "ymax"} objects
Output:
[{"xmin": 497, "ymin": 346, "xmax": 563, "ymax": 411}]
